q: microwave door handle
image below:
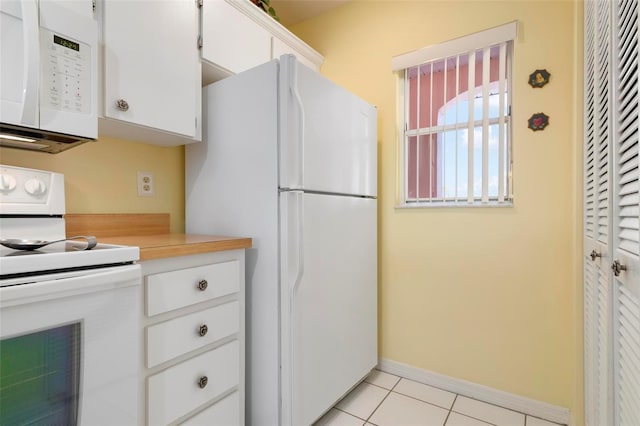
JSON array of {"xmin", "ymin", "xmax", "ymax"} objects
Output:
[{"xmin": 20, "ymin": 0, "xmax": 39, "ymax": 127}]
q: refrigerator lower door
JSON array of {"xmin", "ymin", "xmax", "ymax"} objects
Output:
[{"xmin": 280, "ymin": 191, "xmax": 377, "ymax": 426}]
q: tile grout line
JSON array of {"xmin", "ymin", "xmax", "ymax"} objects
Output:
[
  {"xmin": 332, "ymin": 376, "xmax": 401, "ymax": 425},
  {"xmin": 450, "ymin": 410, "xmax": 500, "ymax": 426},
  {"xmin": 364, "ymin": 386, "xmax": 394, "ymax": 425},
  {"xmin": 389, "ymin": 389, "xmax": 458, "ymax": 412},
  {"xmin": 361, "ymin": 372, "xmax": 562, "ymax": 426},
  {"xmin": 365, "ymin": 388, "xmax": 393, "ymax": 424},
  {"xmin": 454, "ymin": 394, "xmax": 547, "ymax": 423},
  {"xmin": 380, "ymin": 371, "xmax": 562, "ymax": 425},
  {"xmin": 442, "ymin": 394, "xmax": 459, "ymax": 426},
  {"xmin": 332, "ymin": 406, "xmax": 369, "ymax": 423}
]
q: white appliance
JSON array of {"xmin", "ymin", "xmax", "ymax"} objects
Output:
[
  {"xmin": 0, "ymin": 165, "xmax": 140, "ymax": 425},
  {"xmin": 0, "ymin": 0, "xmax": 97, "ymax": 153},
  {"xmin": 186, "ymin": 55, "xmax": 377, "ymax": 426}
]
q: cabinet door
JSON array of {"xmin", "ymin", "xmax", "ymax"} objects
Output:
[
  {"xmin": 55, "ymin": 0, "xmax": 94, "ymax": 18},
  {"xmin": 201, "ymin": 0, "xmax": 271, "ymax": 74},
  {"xmin": 102, "ymin": 0, "xmax": 198, "ymax": 138},
  {"xmin": 271, "ymin": 37, "xmax": 318, "ymax": 71}
]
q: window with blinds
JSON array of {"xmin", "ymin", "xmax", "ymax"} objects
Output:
[{"xmin": 392, "ymin": 22, "xmax": 516, "ymax": 206}]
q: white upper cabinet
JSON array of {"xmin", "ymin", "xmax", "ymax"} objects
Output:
[
  {"xmin": 99, "ymin": 0, "xmax": 201, "ymax": 145},
  {"xmin": 201, "ymin": 0, "xmax": 271, "ymax": 76},
  {"xmin": 200, "ymin": 0, "xmax": 323, "ymax": 84}
]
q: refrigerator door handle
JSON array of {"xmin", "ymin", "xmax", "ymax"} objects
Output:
[
  {"xmin": 290, "ymin": 60, "xmax": 305, "ymax": 188},
  {"xmin": 291, "ymin": 190, "xmax": 304, "ymax": 294},
  {"xmin": 282, "ymin": 189, "xmax": 304, "ymax": 426}
]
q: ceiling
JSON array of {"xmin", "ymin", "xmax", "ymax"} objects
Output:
[{"xmin": 268, "ymin": 0, "xmax": 351, "ymax": 27}]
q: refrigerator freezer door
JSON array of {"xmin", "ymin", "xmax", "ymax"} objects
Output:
[
  {"xmin": 280, "ymin": 191, "xmax": 377, "ymax": 426},
  {"xmin": 279, "ymin": 55, "xmax": 377, "ymax": 197}
]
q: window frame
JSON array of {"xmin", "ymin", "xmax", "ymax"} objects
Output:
[{"xmin": 393, "ymin": 22, "xmax": 517, "ymax": 208}]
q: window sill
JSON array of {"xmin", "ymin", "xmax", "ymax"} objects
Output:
[{"xmin": 395, "ymin": 200, "xmax": 514, "ymax": 209}]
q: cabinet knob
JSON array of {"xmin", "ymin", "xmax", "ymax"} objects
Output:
[
  {"xmin": 198, "ymin": 324, "xmax": 208, "ymax": 337},
  {"xmin": 198, "ymin": 376, "xmax": 208, "ymax": 389},
  {"xmin": 611, "ymin": 260, "xmax": 627, "ymax": 277},
  {"xmin": 116, "ymin": 99, "xmax": 129, "ymax": 111},
  {"xmin": 197, "ymin": 279, "xmax": 208, "ymax": 291},
  {"xmin": 589, "ymin": 250, "xmax": 602, "ymax": 261}
]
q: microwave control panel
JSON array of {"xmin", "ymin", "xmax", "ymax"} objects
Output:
[{"xmin": 40, "ymin": 29, "xmax": 91, "ymax": 115}]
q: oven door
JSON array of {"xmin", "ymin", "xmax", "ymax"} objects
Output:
[{"xmin": 0, "ymin": 264, "xmax": 140, "ymax": 426}]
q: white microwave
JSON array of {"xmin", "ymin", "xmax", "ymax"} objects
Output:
[{"xmin": 0, "ymin": 0, "xmax": 97, "ymax": 153}]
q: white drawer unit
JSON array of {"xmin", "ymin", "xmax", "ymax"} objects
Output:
[
  {"xmin": 146, "ymin": 301, "xmax": 239, "ymax": 368},
  {"xmin": 147, "ymin": 340, "xmax": 240, "ymax": 426},
  {"xmin": 146, "ymin": 260, "xmax": 240, "ymax": 316},
  {"xmin": 180, "ymin": 391, "xmax": 240, "ymax": 426},
  {"xmin": 140, "ymin": 249, "xmax": 246, "ymax": 426}
]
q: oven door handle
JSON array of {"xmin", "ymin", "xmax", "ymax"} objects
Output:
[{"xmin": 0, "ymin": 264, "xmax": 141, "ymax": 308}]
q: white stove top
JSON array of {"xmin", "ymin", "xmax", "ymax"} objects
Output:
[
  {"xmin": 0, "ymin": 165, "xmax": 139, "ymax": 279},
  {"xmin": 0, "ymin": 241, "xmax": 139, "ymax": 278}
]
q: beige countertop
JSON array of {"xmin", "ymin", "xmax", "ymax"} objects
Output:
[
  {"xmin": 99, "ymin": 234, "xmax": 252, "ymax": 261},
  {"xmin": 65, "ymin": 214, "xmax": 251, "ymax": 261}
]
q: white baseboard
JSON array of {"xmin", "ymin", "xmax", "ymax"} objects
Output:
[{"xmin": 378, "ymin": 358, "xmax": 571, "ymax": 426}]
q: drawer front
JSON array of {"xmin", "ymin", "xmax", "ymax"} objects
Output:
[
  {"xmin": 147, "ymin": 301, "xmax": 239, "ymax": 368},
  {"xmin": 147, "ymin": 340, "xmax": 239, "ymax": 426},
  {"xmin": 180, "ymin": 391, "xmax": 240, "ymax": 426},
  {"xmin": 146, "ymin": 260, "xmax": 239, "ymax": 316}
]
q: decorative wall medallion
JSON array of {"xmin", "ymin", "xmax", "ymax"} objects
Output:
[
  {"xmin": 528, "ymin": 113, "xmax": 549, "ymax": 131},
  {"xmin": 528, "ymin": 69, "xmax": 551, "ymax": 88}
]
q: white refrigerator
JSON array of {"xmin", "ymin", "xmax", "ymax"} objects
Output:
[{"xmin": 186, "ymin": 55, "xmax": 377, "ymax": 426}]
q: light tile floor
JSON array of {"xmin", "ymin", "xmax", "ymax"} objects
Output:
[{"xmin": 314, "ymin": 370, "xmax": 566, "ymax": 426}]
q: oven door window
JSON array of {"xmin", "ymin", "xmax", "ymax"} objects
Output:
[{"xmin": 0, "ymin": 323, "xmax": 81, "ymax": 426}]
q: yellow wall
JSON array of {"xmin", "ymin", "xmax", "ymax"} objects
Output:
[
  {"xmin": 0, "ymin": 138, "xmax": 185, "ymax": 232},
  {"xmin": 292, "ymin": 0, "xmax": 583, "ymax": 421}
]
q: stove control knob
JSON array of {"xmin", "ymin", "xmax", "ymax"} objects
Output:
[
  {"xmin": 24, "ymin": 178, "xmax": 47, "ymax": 196},
  {"xmin": 0, "ymin": 174, "xmax": 17, "ymax": 192}
]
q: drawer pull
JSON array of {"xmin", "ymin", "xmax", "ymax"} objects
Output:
[
  {"xmin": 116, "ymin": 98, "xmax": 129, "ymax": 111},
  {"xmin": 198, "ymin": 324, "xmax": 208, "ymax": 337},
  {"xmin": 198, "ymin": 376, "xmax": 208, "ymax": 389},
  {"xmin": 197, "ymin": 279, "xmax": 208, "ymax": 291}
]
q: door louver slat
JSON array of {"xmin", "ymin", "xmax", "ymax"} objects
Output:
[
  {"xmin": 615, "ymin": 0, "xmax": 638, "ymax": 259},
  {"xmin": 616, "ymin": 283, "xmax": 640, "ymax": 426}
]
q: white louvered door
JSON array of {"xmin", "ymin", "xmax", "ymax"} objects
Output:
[
  {"xmin": 584, "ymin": 1, "xmax": 640, "ymax": 425},
  {"xmin": 612, "ymin": 0, "xmax": 640, "ymax": 424},
  {"xmin": 584, "ymin": 1, "xmax": 613, "ymax": 424},
  {"xmin": 583, "ymin": 3, "xmax": 597, "ymax": 424}
]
